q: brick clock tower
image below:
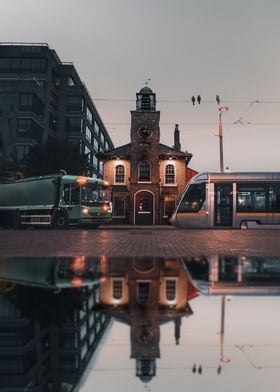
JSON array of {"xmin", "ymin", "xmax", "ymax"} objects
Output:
[
  {"xmin": 130, "ymin": 87, "xmax": 160, "ymax": 224},
  {"xmin": 98, "ymin": 86, "xmax": 193, "ymax": 225}
]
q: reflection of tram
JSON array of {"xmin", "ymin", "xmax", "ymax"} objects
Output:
[
  {"xmin": 171, "ymin": 172, "xmax": 280, "ymax": 229},
  {"xmin": 184, "ymin": 256, "xmax": 280, "ymax": 295}
]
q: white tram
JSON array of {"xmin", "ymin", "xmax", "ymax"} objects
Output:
[{"xmin": 170, "ymin": 172, "xmax": 280, "ymax": 229}]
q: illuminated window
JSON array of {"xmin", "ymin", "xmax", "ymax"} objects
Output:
[
  {"xmin": 113, "ymin": 279, "xmax": 123, "ymax": 300},
  {"xmin": 115, "ymin": 165, "xmax": 125, "ymax": 183},
  {"xmin": 166, "ymin": 279, "xmax": 176, "ymax": 301},
  {"xmin": 165, "ymin": 164, "xmax": 175, "ymax": 184}
]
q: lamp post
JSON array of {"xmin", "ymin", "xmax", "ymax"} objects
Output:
[
  {"xmin": 220, "ymin": 295, "xmax": 231, "ymax": 363},
  {"xmin": 218, "ymin": 106, "xmax": 229, "ymax": 172}
]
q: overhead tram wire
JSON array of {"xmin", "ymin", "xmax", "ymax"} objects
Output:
[
  {"xmin": 94, "ymin": 97, "xmax": 280, "ymax": 104},
  {"xmin": 105, "ymin": 122, "xmax": 280, "ymax": 126}
]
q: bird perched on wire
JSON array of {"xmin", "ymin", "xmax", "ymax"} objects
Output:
[
  {"xmin": 198, "ymin": 365, "xmax": 202, "ymax": 374},
  {"xmin": 217, "ymin": 365, "xmax": 222, "ymax": 374},
  {"xmin": 216, "ymin": 95, "xmax": 221, "ymax": 105},
  {"xmin": 191, "ymin": 96, "xmax": 196, "ymax": 106},
  {"xmin": 192, "ymin": 364, "xmax": 196, "ymax": 373},
  {"xmin": 197, "ymin": 95, "xmax": 201, "ymax": 104}
]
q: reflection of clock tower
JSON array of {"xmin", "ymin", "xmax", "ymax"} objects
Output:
[{"xmin": 130, "ymin": 87, "xmax": 160, "ymax": 225}]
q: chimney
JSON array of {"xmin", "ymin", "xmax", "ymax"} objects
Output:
[{"xmin": 174, "ymin": 124, "xmax": 181, "ymax": 151}]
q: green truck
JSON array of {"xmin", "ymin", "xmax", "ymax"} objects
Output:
[{"xmin": 0, "ymin": 174, "xmax": 112, "ymax": 228}]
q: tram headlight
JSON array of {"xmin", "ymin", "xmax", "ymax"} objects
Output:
[{"xmin": 82, "ymin": 208, "xmax": 89, "ymax": 215}]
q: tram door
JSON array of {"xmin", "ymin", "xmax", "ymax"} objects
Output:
[{"xmin": 214, "ymin": 183, "xmax": 233, "ymax": 226}]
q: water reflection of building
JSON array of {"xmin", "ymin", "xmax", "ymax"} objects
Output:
[
  {"xmin": 185, "ymin": 256, "xmax": 280, "ymax": 295},
  {"xmin": 99, "ymin": 257, "xmax": 199, "ymax": 382},
  {"xmin": 0, "ymin": 257, "xmax": 109, "ymax": 392}
]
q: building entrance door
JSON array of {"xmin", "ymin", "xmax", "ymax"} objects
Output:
[{"xmin": 135, "ymin": 191, "xmax": 154, "ymax": 225}]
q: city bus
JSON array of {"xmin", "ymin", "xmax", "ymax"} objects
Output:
[
  {"xmin": 0, "ymin": 174, "xmax": 112, "ymax": 229},
  {"xmin": 170, "ymin": 172, "xmax": 280, "ymax": 229}
]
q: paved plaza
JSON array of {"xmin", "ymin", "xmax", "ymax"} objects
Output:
[{"xmin": 0, "ymin": 227, "xmax": 280, "ymax": 257}]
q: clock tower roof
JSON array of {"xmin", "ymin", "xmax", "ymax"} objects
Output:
[{"xmin": 139, "ymin": 86, "xmax": 153, "ymax": 95}]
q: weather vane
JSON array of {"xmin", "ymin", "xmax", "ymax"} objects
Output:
[{"xmin": 145, "ymin": 78, "xmax": 151, "ymax": 86}]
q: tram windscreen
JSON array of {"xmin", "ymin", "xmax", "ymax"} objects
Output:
[{"xmin": 178, "ymin": 183, "xmax": 205, "ymax": 212}]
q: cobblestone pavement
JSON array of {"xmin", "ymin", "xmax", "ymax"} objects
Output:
[{"xmin": 0, "ymin": 227, "xmax": 280, "ymax": 257}]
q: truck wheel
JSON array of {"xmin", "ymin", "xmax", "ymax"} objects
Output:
[{"xmin": 52, "ymin": 212, "xmax": 68, "ymax": 229}]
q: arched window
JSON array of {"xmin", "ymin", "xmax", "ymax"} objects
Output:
[
  {"xmin": 115, "ymin": 164, "xmax": 125, "ymax": 183},
  {"xmin": 138, "ymin": 161, "xmax": 151, "ymax": 182},
  {"xmin": 165, "ymin": 164, "xmax": 175, "ymax": 184}
]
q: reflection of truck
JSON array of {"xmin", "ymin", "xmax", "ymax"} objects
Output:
[{"xmin": 0, "ymin": 174, "xmax": 112, "ymax": 228}]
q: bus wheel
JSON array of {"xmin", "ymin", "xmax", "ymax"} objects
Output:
[
  {"xmin": 240, "ymin": 221, "xmax": 248, "ymax": 229},
  {"xmin": 52, "ymin": 212, "xmax": 68, "ymax": 229}
]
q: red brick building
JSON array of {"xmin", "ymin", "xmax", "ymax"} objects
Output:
[{"xmin": 98, "ymin": 86, "xmax": 193, "ymax": 225}]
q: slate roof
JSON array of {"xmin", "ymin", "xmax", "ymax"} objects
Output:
[{"xmin": 97, "ymin": 143, "xmax": 192, "ymax": 163}]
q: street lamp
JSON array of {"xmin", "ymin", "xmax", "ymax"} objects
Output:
[
  {"xmin": 220, "ymin": 295, "xmax": 231, "ymax": 363},
  {"xmin": 218, "ymin": 106, "xmax": 229, "ymax": 173}
]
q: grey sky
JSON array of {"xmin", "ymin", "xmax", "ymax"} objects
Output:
[
  {"xmin": 1, "ymin": 0, "xmax": 280, "ymax": 171},
  {"xmin": 76, "ymin": 296, "xmax": 280, "ymax": 391}
]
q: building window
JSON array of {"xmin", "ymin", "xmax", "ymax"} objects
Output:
[
  {"xmin": 138, "ymin": 161, "xmax": 151, "ymax": 182},
  {"xmin": 112, "ymin": 279, "xmax": 123, "ymax": 300},
  {"xmin": 13, "ymin": 144, "xmax": 32, "ymax": 162},
  {"xmin": 68, "ymin": 77, "xmax": 76, "ymax": 86},
  {"xmin": 115, "ymin": 164, "xmax": 125, "ymax": 183},
  {"xmin": 100, "ymin": 131, "xmax": 105, "ymax": 144},
  {"xmin": 164, "ymin": 196, "xmax": 176, "ymax": 218},
  {"xmin": 94, "ymin": 121, "xmax": 99, "ymax": 135},
  {"xmin": 66, "ymin": 96, "xmax": 84, "ymax": 110},
  {"xmin": 137, "ymin": 282, "xmax": 150, "ymax": 303},
  {"xmin": 165, "ymin": 279, "xmax": 176, "ymax": 301},
  {"xmin": 85, "ymin": 126, "xmax": 92, "ymax": 142},
  {"xmin": 65, "ymin": 117, "xmax": 83, "ymax": 133},
  {"xmin": 113, "ymin": 196, "xmax": 125, "ymax": 217},
  {"xmin": 86, "ymin": 106, "xmax": 93, "ymax": 124},
  {"xmin": 19, "ymin": 93, "xmax": 44, "ymax": 116},
  {"xmin": 93, "ymin": 136, "xmax": 99, "ymax": 151},
  {"xmin": 165, "ymin": 164, "xmax": 175, "ymax": 184},
  {"xmin": 93, "ymin": 155, "xmax": 98, "ymax": 167},
  {"xmin": 17, "ymin": 119, "xmax": 43, "ymax": 143}
]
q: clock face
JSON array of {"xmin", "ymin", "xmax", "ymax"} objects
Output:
[{"xmin": 138, "ymin": 125, "xmax": 152, "ymax": 137}]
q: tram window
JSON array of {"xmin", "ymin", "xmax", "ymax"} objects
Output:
[
  {"xmin": 178, "ymin": 183, "xmax": 205, "ymax": 212},
  {"xmin": 269, "ymin": 184, "xmax": 280, "ymax": 212},
  {"xmin": 237, "ymin": 183, "xmax": 266, "ymax": 212}
]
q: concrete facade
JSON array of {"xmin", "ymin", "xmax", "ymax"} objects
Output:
[{"xmin": 0, "ymin": 43, "xmax": 114, "ymax": 178}]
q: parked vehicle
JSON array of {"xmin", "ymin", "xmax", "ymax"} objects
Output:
[{"xmin": 0, "ymin": 174, "xmax": 112, "ymax": 229}]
